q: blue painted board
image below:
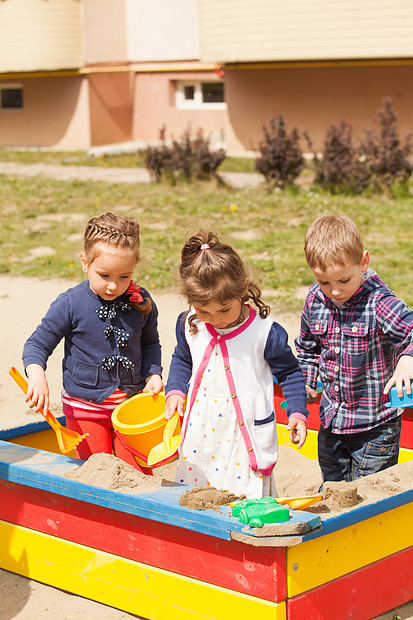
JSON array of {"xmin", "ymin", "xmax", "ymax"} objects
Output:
[
  {"xmin": 0, "ymin": 415, "xmax": 67, "ymax": 439},
  {"xmin": 0, "ymin": 440, "xmax": 320, "ymax": 542},
  {"xmin": 1, "ymin": 439, "xmax": 411, "ymax": 544}
]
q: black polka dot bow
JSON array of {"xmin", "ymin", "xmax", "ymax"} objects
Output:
[
  {"xmin": 104, "ymin": 325, "xmax": 130, "ymax": 347},
  {"xmin": 101, "ymin": 355, "xmax": 134, "ymax": 371},
  {"xmin": 96, "ymin": 301, "xmax": 131, "ymax": 321}
]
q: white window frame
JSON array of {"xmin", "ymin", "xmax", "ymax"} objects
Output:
[
  {"xmin": 0, "ymin": 84, "xmax": 24, "ymax": 112},
  {"xmin": 175, "ymin": 81, "xmax": 226, "ymax": 110}
]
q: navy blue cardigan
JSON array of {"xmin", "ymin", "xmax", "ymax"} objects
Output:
[{"xmin": 23, "ymin": 281, "xmax": 162, "ymax": 403}]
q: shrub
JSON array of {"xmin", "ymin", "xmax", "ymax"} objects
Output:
[
  {"xmin": 315, "ymin": 98, "xmax": 412, "ymax": 195},
  {"xmin": 255, "ymin": 115, "xmax": 305, "ymax": 188},
  {"xmin": 360, "ymin": 97, "xmax": 413, "ymax": 189},
  {"xmin": 144, "ymin": 126, "xmax": 226, "ymax": 183},
  {"xmin": 191, "ymin": 129, "xmax": 227, "ymax": 179},
  {"xmin": 314, "ymin": 120, "xmax": 370, "ymax": 194},
  {"xmin": 144, "ymin": 127, "xmax": 172, "ymax": 182}
]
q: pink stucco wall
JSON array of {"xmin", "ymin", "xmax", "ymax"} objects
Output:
[
  {"xmin": 132, "ymin": 71, "xmax": 243, "ymax": 150},
  {"xmin": 223, "ymin": 64, "xmax": 413, "ymax": 152},
  {"xmin": 0, "ymin": 76, "xmax": 90, "ymax": 148},
  {"xmin": 88, "ymin": 72, "xmax": 133, "ymax": 145},
  {"xmin": 3, "ymin": 64, "xmax": 411, "ymax": 153}
]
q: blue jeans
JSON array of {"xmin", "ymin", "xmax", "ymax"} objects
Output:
[{"xmin": 318, "ymin": 417, "xmax": 402, "ymax": 483}]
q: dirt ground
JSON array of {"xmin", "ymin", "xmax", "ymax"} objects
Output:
[{"xmin": 0, "ymin": 275, "xmax": 412, "ymax": 619}]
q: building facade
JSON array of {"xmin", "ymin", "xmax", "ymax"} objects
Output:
[
  {"xmin": 0, "ymin": 0, "xmax": 232, "ymax": 149},
  {"xmin": 199, "ymin": 0, "xmax": 413, "ymax": 151},
  {"xmin": 1, "ymin": 0, "xmax": 413, "ymax": 152}
]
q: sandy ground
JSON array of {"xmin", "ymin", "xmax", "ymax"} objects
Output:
[{"xmin": 0, "ymin": 275, "xmax": 412, "ymax": 619}]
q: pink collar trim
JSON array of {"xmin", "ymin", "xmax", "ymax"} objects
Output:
[{"xmin": 205, "ymin": 305, "xmax": 256, "ymax": 340}]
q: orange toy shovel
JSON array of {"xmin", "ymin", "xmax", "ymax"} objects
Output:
[
  {"xmin": 9, "ymin": 366, "xmax": 89, "ymax": 455},
  {"xmin": 276, "ymin": 495, "xmax": 323, "ymax": 510}
]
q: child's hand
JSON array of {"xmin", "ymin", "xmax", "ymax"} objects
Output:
[
  {"xmin": 145, "ymin": 374, "xmax": 164, "ymax": 396},
  {"xmin": 383, "ymin": 355, "xmax": 413, "ymax": 397},
  {"xmin": 286, "ymin": 416, "xmax": 307, "ymax": 449},
  {"xmin": 165, "ymin": 394, "xmax": 185, "ymax": 420},
  {"xmin": 305, "ymin": 384, "xmax": 318, "ymax": 404},
  {"xmin": 25, "ymin": 364, "xmax": 50, "ymax": 414}
]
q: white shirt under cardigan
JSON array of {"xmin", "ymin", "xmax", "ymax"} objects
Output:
[{"xmin": 166, "ymin": 306, "xmax": 308, "ymax": 496}]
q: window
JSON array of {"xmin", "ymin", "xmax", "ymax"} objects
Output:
[
  {"xmin": 202, "ymin": 82, "xmax": 224, "ymax": 103},
  {"xmin": 183, "ymin": 85, "xmax": 195, "ymax": 101},
  {"xmin": 0, "ymin": 86, "xmax": 23, "ymax": 110},
  {"xmin": 175, "ymin": 81, "xmax": 226, "ymax": 110}
]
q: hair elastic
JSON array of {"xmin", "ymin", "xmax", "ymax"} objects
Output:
[{"xmin": 200, "ymin": 243, "xmax": 210, "ymax": 250}]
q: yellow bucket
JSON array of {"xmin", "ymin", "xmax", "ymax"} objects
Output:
[{"xmin": 111, "ymin": 392, "xmax": 180, "ymax": 468}]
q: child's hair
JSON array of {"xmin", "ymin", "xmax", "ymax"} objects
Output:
[
  {"xmin": 83, "ymin": 212, "xmax": 151, "ymax": 314},
  {"xmin": 83, "ymin": 211, "xmax": 141, "ymax": 262},
  {"xmin": 179, "ymin": 230, "xmax": 270, "ymax": 332},
  {"xmin": 304, "ymin": 214, "xmax": 364, "ymax": 270}
]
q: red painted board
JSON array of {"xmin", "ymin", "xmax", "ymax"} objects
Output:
[
  {"xmin": 0, "ymin": 480, "xmax": 287, "ymax": 603},
  {"xmin": 401, "ymin": 408, "xmax": 413, "ymax": 449},
  {"xmin": 287, "ymin": 545, "xmax": 413, "ymax": 620},
  {"xmin": 274, "ymin": 383, "xmax": 321, "ymax": 430},
  {"xmin": 276, "ymin": 385, "xmax": 413, "ymax": 448},
  {"xmin": 403, "ymin": 407, "xmax": 413, "ymax": 420}
]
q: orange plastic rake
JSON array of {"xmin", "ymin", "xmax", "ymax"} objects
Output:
[{"xmin": 9, "ymin": 366, "xmax": 89, "ymax": 455}]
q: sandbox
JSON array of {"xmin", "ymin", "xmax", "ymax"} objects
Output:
[{"xmin": 0, "ymin": 394, "xmax": 412, "ymax": 619}]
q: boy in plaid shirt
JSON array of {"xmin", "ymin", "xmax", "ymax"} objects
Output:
[{"xmin": 295, "ymin": 214, "xmax": 413, "ymax": 482}]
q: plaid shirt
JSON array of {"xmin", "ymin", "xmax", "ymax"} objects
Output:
[{"xmin": 295, "ymin": 271, "xmax": 413, "ymax": 434}]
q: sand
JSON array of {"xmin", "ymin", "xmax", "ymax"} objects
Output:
[
  {"xmin": 0, "ymin": 274, "xmax": 412, "ymax": 619},
  {"xmin": 179, "ymin": 487, "xmax": 243, "ymax": 510},
  {"xmin": 64, "ymin": 452, "xmax": 178, "ymax": 494},
  {"xmin": 62, "ymin": 443, "xmax": 413, "ymax": 521}
]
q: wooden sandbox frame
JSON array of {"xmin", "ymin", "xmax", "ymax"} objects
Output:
[{"xmin": 0, "ymin": 389, "xmax": 411, "ymax": 620}]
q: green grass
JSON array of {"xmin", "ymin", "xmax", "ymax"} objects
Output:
[{"xmin": 1, "ymin": 172, "xmax": 412, "ymax": 313}]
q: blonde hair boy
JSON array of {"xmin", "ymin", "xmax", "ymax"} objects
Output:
[
  {"xmin": 295, "ymin": 213, "xmax": 413, "ymax": 485},
  {"xmin": 304, "ymin": 214, "xmax": 364, "ymax": 270}
]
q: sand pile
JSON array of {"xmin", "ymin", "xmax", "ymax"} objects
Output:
[
  {"xmin": 179, "ymin": 487, "xmax": 245, "ymax": 511},
  {"xmin": 304, "ymin": 459, "xmax": 413, "ymax": 515},
  {"xmin": 65, "ymin": 453, "xmax": 163, "ymax": 493}
]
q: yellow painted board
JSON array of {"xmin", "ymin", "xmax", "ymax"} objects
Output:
[
  {"xmin": 8, "ymin": 431, "xmax": 77, "ymax": 458},
  {"xmin": 0, "ymin": 520, "xmax": 286, "ymax": 620},
  {"xmin": 277, "ymin": 424, "xmax": 318, "ymax": 461},
  {"xmin": 399, "ymin": 446, "xmax": 413, "ymax": 463},
  {"xmin": 9, "ymin": 425, "xmax": 411, "ymax": 465},
  {"xmin": 277, "ymin": 425, "xmax": 413, "ymax": 464},
  {"xmin": 287, "ymin": 502, "xmax": 413, "ymax": 597}
]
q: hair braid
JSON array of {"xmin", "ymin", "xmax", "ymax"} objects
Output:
[{"xmin": 83, "ymin": 212, "xmax": 151, "ymax": 315}]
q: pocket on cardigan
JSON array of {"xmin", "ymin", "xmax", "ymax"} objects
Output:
[
  {"xmin": 71, "ymin": 359, "xmax": 99, "ymax": 388},
  {"xmin": 253, "ymin": 411, "xmax": 275, "ymax": 426}
]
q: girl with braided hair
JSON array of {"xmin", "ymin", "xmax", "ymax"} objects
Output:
[
  {"xmin": 23, "ymin": 212, "xmax": 162, "ymax": 473},
  {"xmin": 165, "ymin": 230, "xmax": 308, "ymax": 498}
]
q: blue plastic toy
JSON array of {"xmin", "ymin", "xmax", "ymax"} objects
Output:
[
  {"xmin": 231, "ymin": 497, "xmax": 290, "ymax": 527},
  {"xmin": 386, "ymin": 383, "xmax": 413, "ymax": 408}
]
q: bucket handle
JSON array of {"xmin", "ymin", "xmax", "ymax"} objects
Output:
[{"xmin": 114, "ymin": 429, "xmax": 149, "ymax": 464}]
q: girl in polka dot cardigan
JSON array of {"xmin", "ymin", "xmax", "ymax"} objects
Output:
[
  {"xmin": 165, "ymin": 230, "xmax": 308, "ymax": 498},
  {"xmin": 23, "ymin": 212, "xmax": 162, "ymax": 472}
]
